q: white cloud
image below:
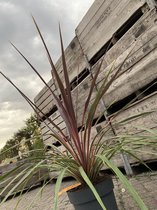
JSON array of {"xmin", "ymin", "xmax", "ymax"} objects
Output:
[{"xmin": 0, "ymin": 102, "xmax": 31, "ymax": 148}]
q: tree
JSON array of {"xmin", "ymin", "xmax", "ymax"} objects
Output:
[
  {"xmin": 31, "ymin": 132, "xmax": 45, "ymax": 158},
  {"xmin": 0, "ymin": 114, "xmax": 44, "ymax": 162},
  {"xmin": 0, "ymin": 139, "xmax": 19, "ymax": 162}
]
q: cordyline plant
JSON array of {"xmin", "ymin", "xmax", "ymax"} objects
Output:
[{"xmin": 0, "ymin": 17, "xmax": 152, "ymax": 210}]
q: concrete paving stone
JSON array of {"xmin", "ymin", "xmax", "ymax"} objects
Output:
[{"xmin": 0, "ymin": 172, "xmax": 157, "ymax": 210}]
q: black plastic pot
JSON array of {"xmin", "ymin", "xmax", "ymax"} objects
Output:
[{"xmin": 67, "ymin": 177, "xmax": 118, "ymax": 210}]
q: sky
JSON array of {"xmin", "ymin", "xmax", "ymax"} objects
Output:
[{"xmin": 0, "ymin": 0, "xmax": 94, "ymax": 149}]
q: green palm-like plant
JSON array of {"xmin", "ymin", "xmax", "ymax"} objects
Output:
[{"xmin": 0, "ymin": 17, "xmax": 153, "ymax": 210}]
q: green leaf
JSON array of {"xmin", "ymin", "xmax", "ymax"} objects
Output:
[
  {"xmin": 53, "ymin": 168, "xmax": 67, "ymax": 210},
  {"xmin": 0, "ymin": 160, "xmax": 45, "ymax": 203},
  {"xmin": 114, "ymin": 111, "xmax": 154, "ymax": 125},
  {"xmin": 98, "ymin": 155, "xmax": 148, "ymax": 210},
  {"xmin": 79, "ymin": 167, "xmax": 107, "ymax": 210},
  {"xmin": 0, "ymin": 162, "xmax": 26, "ymax": 182},
  {"xmin": 0, "ymin": 166, "xmax": 31, "ymax": 199}
]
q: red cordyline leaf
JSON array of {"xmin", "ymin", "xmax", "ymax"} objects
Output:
[
  {"xmin": 31, "ymin": 16, "xmax": 135, "ymax": 174},
  {"xmin": 81, "ymin": 39, "xmax": 113, "ymax": 129},
  {"xmin": 31, "ymin": 16, "xmax": 75, "ymax": 132},
  {"xmin": 32, "ymin": 17, "xmax": 75, "ymax": 126},
  {"xmin": 1, "ymin": 13, "xmax": 136, "ymax": 179},
  {"xmin": 10, "ymin": 42, "xmax": 69, "ymax": 124},
  {"xmin": 58, "ymin": 26, "xmax": 85, "ymax": 163},
  {"xmin": 0, "ymin": 71, "xmax": 82, "ymax": 165},
  {"xmin": 9, "ymin": 17, "xmax": 86, "ymax": 168},
  {"xmin": 59, "ymin": 25, "xmax": 76, "ymax": 122},
  {"xmin": 85, "ymin": 47, "xmax": 135, "ymax": 144},
  {"xmin": 80, "ymin": 46, "xmax": 135, "ymax": 175},
  {"xmin": 81, "ymin": 59, "xmax": 104, "ymax": 163},
  {"xmin": 81, "ymin": 40, "xmax": 114, "ymax": 171},
  {"xmin": 9, "ymin": 42, "xmax": 69, "ymax": 137},
  {"xmin": 84, "ymin": 67, "xmax": 114, "ymax": 167}
]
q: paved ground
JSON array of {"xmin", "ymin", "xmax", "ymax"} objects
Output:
[{"xmin": 0, "ymin": 171, "xmax": 157, "ymax": 210}]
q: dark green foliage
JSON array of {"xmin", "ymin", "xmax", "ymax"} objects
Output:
[
  {"xmin": 31, "ymin": 134, "xmax": 45, "ymax": 158},
  {"xmin": 0, "ymin": 115, "xmax": 42, "ymax": 162}
]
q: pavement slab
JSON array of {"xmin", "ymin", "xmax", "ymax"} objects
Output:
[{"xmin": 0, "ymin": 172, "xmax": 157, "ymax": 210}]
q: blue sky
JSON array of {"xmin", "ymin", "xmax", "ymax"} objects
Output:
[{"xmin": 0, "ymin": 0, "xmax": 94, "ymax": 148}]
